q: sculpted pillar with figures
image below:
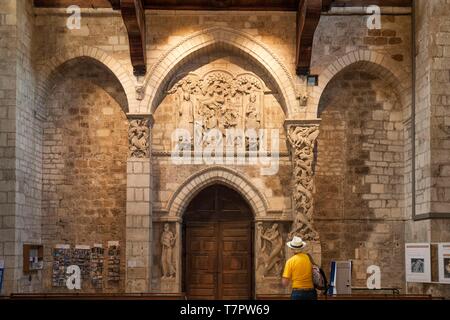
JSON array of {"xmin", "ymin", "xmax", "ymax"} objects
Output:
[{"xmin": 286, "ymin": 120, "xmax": 322, "ymax": 265}]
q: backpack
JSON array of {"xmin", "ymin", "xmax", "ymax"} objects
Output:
[
  {"xmin": 307, "ymin": 255, "xmax": 328, "ymax": 292},
  {"xmin": 312, "ymin": 265, "xmax": 328, "ymax": 290}
]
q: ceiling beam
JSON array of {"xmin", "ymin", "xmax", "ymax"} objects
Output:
[
  {"xmin": 296, "ymin": 0, "xmax": 324, "ymax": 76},
  {"xmin": 34, "ymin": 0, "xmax": 412, "ymax": 10},
  {"xmin": 112, "ymin": 0, "xmax": 147, "ymax": 76}
]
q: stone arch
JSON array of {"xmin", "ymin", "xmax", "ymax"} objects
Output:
[
  {"xmin": 309, "ymin": 50, "xmax": 411, "ymax": 117},
  {"xmin": 167, "ymin": 167, "xmax": 268, "ymax": 219},
  {"xmin": 141, "ymin": 27, "xmax": 298, "ymax": 118},
  {"xmin": 36, "ymin": 46, "xmax": 137, "ymax": 113}
]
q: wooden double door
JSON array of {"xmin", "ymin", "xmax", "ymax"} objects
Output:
[{"xmin": 183, "ymin": 185, "xmax": 253, "ymax": 300}]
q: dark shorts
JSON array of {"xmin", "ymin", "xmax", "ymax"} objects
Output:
[{"xmin": 291, "ymin": 289, "xmax": 318, "ymax": 301}]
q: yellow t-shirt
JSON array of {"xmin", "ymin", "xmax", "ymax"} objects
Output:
[{"xmin": 282, "ymin": 253, "xmax": 314, "ymax": 289}]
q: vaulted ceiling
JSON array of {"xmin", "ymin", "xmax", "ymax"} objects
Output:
[{"xmin": 34, "ymin": 0, "xmax": 412, "ymax": 76}]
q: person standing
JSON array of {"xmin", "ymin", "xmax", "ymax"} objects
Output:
[{"xmin": 281, "ymin": 236, "xmax": 317, "ymax": 300}]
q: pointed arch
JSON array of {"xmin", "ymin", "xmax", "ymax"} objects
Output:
[
  {"xmin": 140, "ymin": 27, "xmax": 298, "ymax": 118},
  {"xmin": 36, "ymin": 46, "xmax": 137, "ymax": 113},
  {"xmin": 167, "ymin": 167, "xmax": 268, "ymax": 219},
  {"xmin": 309, "ymin": 50, "xmax": 411, "ymax": 117}
]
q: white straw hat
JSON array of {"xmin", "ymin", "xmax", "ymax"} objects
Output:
[{"xmin": 286, "ymin": 236, "xmax": 307, "ymax": 250}]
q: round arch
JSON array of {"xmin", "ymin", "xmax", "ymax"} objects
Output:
[
  {"xmin": 140, "ymin": 27, "xmax": 298, "ymax": 118},
  {"xmin": 309, "ymin": 50, "xmax": 411, "ymax": 117},
  {"xmin": 167, "ymin": 167, "xmax": 268, "ymax": 219},
  {"xmin": 36, "ymin": 45, "xmax": 136, "ymax": 113}
]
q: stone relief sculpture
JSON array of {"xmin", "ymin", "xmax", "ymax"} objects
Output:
[
  {"xmin": 246, "ymin": 93, "xmax": 261, "ymax": 130},
  {"xmin": 160, "ymin": 223, "xmax": 177, "ymax": 279},
  {"xmin": 168, "ymin": 71, "xmax": 264, "ymax": 149},
  {"xmin": 135, "ymin": 85, "xmax": 145, "ymax": 101},
  {"xmin": 287, "ymin": 125, "xmax": 320, "ymax": 241},
  {"xmin": 298, "ymin": 93, "xmax": 308, "ymax": 107},
  {"xmin": 128, "ymin": 119, "xmax": 150, "ymax": 158},
  {"xmin": 257, "ymin": 223, "xmax": 284, "ymax": 277}
]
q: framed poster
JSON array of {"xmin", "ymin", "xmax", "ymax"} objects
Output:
[
  {"xmin": 405, "ymin": 243, "xmax": 431, "ymax": 283},
  {"xmin": 438, "ymin": 243, "xmax": 450, "ymax": 284}
]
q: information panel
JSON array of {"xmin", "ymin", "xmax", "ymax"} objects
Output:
[
  {"xmin": 405, "ymin": 243, "xmax": 431, "ymax": 283},
  {"xmin": 438, "ymin": 243, "xmax": 450, "ymax": 284}
]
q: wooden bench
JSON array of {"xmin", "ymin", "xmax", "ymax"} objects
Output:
[
  {"xmin": 256, "ymin": 294, "xmax": 442, "ymax": 300},
  {"xmin": 8, "ymin": 293, "xmax": 186, "ymax": 300},
  {"xmin": 3, "ymin": 293, "xmax": 444, "ymax": 300}
]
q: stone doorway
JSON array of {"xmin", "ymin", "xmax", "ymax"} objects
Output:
[{"xmin": 182, "ymin": 185, "xmax": 254, "ymax": 300}]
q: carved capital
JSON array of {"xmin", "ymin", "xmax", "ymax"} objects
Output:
[
  {"xmin": 287, "ymin": 123, "xmax": 321, "ymax": 241},
  {"xmin": 128, "ymin": 116, "xmax": 151, "ymax": 158}
]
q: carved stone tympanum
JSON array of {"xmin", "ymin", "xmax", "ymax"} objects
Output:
[
  {"xmin": 128, "ymin": 119, "xmax": 150, "ymax": 158},
  {"xmin": 287, "ymin": 125, "xmax": 320, "ymax": 241},
  {"xmin": 168, "ymin": 71, "xmax": 264, "ymax": 149}
]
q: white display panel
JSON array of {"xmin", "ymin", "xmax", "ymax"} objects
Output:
[
  {"xmin": 405, "ymin": 243, "xmax": 431, "ymax": 283},
  {"xmin": 438, "ymin": 243, "xmax": 450, "ymax": 284}
]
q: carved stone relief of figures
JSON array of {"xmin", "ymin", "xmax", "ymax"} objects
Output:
[
  {"xmin": 168, "ymin": 71, "xmax": 264, "ymax": 149},
  {"xmin": 287, "ymin": 125, "xmax": 320, "ymax": 241},
  {"xmin": 257, "ymin": 222, "xmax": 284, "ymax": 277},
  {"xmin": 160, "ymin": 223, "xmax": 177, "ymax": 279},
  {"xmin": 168, "ymin": 76, "xmax": 198, "ymax": 148},
  {"xmin": 298, "ymin": 93, "xmax": 308, "ymax": 107},
  {"xmin": 128, "ymin": 119, "xmax": 150, "ymax": 158},
  {"xmin": 246, "ymin": 93, "xmax": 261, "ymax": 130}
]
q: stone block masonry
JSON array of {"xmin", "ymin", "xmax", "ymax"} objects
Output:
[
  {"xmin": 41, "ymin": 60, "xmax": 128, "ymax": 293},
  {"xmin": 0, "ymin": 3, "xmax": 448, "ymax": 299},
  {"xmin": 316, "ymin": 69, "xmax": 406, "ymax": 290},
  {"xmin": 126, "ymin": 158, "xmax": 152, "ymax": 293}
]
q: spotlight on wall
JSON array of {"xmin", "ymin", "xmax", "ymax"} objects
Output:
[{"xmin": 307, "ymin": 75, "xmax": 319, "ymax": 87}]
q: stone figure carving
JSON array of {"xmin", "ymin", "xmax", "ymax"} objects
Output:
[
  {"xmin": 169, "ymin": 78, "xmax": 197, "ymax": 150},
  {"xmin": 128, "ymin": 119, "xmax": 150, "ymax": 158},
  {"xmin": 287, "ymin": 125, "xmax": 320, "ymax": 241},
  {"xmin": 168, "ymin": 71, "xmax": 264, "ymax": 148},
  {"xmin": 298, "ymin": 93, "xmax": 308, "ymax": 107},
  {"xmin": 246, "ymin": 93, "xmax": 261, "ymax": 130},
  {"xmin": 258, "ymin": 223, "xmax": 284, "ymax": 277},
  {"xmin": 198, "ymin": 72, "xmax": 233, "ymax": 133},
  {"xmin": 160, "ymin": 223, "xmax": 177, "ymax": 279},
  {"xmin": 135, "ymin": 85, "xmax": 145, "ymax": 101}
]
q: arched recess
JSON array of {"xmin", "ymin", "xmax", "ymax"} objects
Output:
[
  {"xmin": 141, "ymin": 27, "xmax": 298, "ymax": 118},
  {"xmin": 310, "ymin": 50, "xmax": 411, "ymax": 117},
  {"xmin": 313, "ymin": 52, "xmax": 408, "ymax": 290},
  {"xmin": 36, "ymin": 46, "xmax": 136, "ymax": 113},
  {"xmin": 167, "ymin": 167, "xmax": 268, "ymax": 219},
  {"xmin": 40, "ymin": 53, "xmax": 130, "ymax": 292}
]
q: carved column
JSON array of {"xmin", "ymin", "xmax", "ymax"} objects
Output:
[
  {"xmin": 285, "ymin": 119, "xmax": 322, "ymax": 265},
  {"xmin": 125, "ymin": 114, "xmax": 153, "ymax": 292}
]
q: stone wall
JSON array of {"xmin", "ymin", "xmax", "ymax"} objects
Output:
[
  {"xmin": 3, "ymin": 4, "xmax": 450, "ymax": 297},
  {"xmin": 312, "ymin": 14, "xmax": 411, "ymax": 74},
  {"xmin": 0, "ymin": 0, "xmax": 18, "ymax": 295},
  {"xmin": 405, "ymin": 0, "xmax": 450, "ymax": 299},
  {"xmin": 0, "ymin": 0, "xmax": 42, "ymax": 294},
  {"xmin": 14, "ymin": 0, "xmax": 43, "ymax": 293},
  {"xmin": 41, "ymin": 59, "xmax": 128, "ymax": 292},
  {"xmin": 316, "ymin": 69, "xmax": 405, "ymax": 290}
]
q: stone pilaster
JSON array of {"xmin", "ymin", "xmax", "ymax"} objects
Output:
[
  {"xmin": 285, "ymin": 119, "xmax": 322, "ymax": 265},
  {"xmin": 125, "ymin": 114, "xmax": 153, "ymax": 292}
]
